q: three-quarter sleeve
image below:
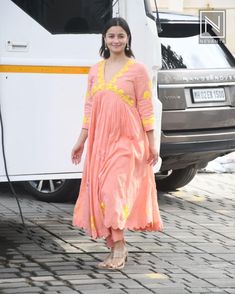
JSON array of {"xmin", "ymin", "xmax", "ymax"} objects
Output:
[
  {"xmin": 82, "ymin": 72, "xmax": 93, "ymax": 130},
  {"xmin": 135, "ymin": 65, "xmax": 155, "ymax": 131}
]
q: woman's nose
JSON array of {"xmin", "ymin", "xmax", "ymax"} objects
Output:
[{"xmin": 113, "ymin": 36, "xmax": 120, "ymax": 42}]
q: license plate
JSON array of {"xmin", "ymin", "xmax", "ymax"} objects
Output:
[{"xmin": 192, "ymin": 88, "xmax": 226, "ymax": 103}]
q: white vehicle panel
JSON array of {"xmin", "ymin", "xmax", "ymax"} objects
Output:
[{"xmin": 0, "ymin": 0, "xmax": 162, "ymax": 182}]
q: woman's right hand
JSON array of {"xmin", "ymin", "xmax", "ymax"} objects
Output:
[
  {"xmin": 71, "ymin": 129, "xmax": 88, "ymax": 165},
  {"xmin": 71, "ymin": 142, "xmax": 84, "ymax": 165}
]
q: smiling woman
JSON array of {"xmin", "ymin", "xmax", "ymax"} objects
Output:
[
  {"xmin": 100, "ymin": 17, "xmax": 135, "ymax": 59},
  {"xmin": 105, "ymin": 29, "xmax": 128, "ymax": 56},
  {"xmin": 71, "ymin": 17, "xmax": 163, "ymax": 270}
]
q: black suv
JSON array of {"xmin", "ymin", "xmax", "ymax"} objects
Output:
[{"xmin": 156, "ymin": 12, "xmax": 235, "ymax": 190}]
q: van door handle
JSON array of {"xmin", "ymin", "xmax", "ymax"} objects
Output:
[{"xmin": 7, "ymin": 41, "xmax": 29, "ymax": 52}]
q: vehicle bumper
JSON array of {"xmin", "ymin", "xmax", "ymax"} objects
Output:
[
  {"xmin": 161, "ymin": 139, "xmax": 235, "ymax": 156},
  {"xmin": 160, "ymin": 129, "xmax": 235, "ymax": 170}
]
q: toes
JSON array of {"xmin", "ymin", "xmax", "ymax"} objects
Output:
[
  {"xmin": 97, "ymin": 262, "xmax": 107, "ymax": 268},
  {"xmin": 97, "ymin": 253, "xmax": 113, "ymax": 268},
  {"xmin": 109, "ymin": 260, "xmax": 122, "ymax": 269}
]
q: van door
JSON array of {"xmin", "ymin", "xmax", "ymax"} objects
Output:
[{"xmin": 0, "ymin": 0, "xmax": 112, "ymax": 182}]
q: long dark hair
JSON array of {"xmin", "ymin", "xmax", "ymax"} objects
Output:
[{"xmin": 99, "ymin": 17, "xmax": 135, "ymax": 59}]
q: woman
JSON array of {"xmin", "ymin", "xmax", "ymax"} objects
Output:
[{"xmin": 71, "ymin": 17, "xmax": 163, "ymax": 270}]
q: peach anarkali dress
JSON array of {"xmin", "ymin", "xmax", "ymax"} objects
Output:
[{"xmin": 73, "ymin": 59, "xmax": 163, "ymax": 245}]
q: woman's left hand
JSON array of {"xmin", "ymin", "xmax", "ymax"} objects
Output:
[{"xmin": 147, "ymin": 145, "xmax": 159, "ymax": 166}]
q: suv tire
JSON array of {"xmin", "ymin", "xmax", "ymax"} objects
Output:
[{"xmin": 156, "ymin": 166, "xmax": 197, "ymax": 191}]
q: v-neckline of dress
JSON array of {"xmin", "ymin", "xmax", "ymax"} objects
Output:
[{"xmin": 101, "ymin": 58, "xmax": 134, "ymax": 86}]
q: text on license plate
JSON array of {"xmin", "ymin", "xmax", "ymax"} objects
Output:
[{"xmin": 192, "ymin": 88, "xmax": 226, "ymax": 103}]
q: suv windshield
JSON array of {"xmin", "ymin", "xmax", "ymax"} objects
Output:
[{"xmin": 158, "ymin": 16, "xmax": 235, "ymax": 69}]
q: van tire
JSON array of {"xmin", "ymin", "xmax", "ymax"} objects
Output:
[
  {"xmin": 156, "ymin": 166, "xmax": 197, "ymax": 191},
  {"xmin": 23, "ymin": 179, "xmax": 81, "ymax": 202}
]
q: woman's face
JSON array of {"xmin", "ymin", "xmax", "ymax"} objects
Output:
[{"xmin": 104, "ymin": 25, "xmax": 129, "ymax": 55}]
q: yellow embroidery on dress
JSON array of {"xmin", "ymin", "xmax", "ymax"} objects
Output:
[
  {"xmin": 98, "ymin": 61, "xmax": 105, "ymax": 86},
  {"xmin": 90, "ymin": 216, "xmax": 96, "ymax": 229},
  {"xmin": 109, "ymin": 59, "xmax": 135, "ymax": 85},
  {"xmin": 90, "ymin": 61, "xmax": 105, "ymax": 96},
  {"xmin": 123, "ymin": 205, "xmax": 129, "ymax": 220},
  {"xmin": 90, "ymin": 59, "xmax": 135, "ymax": 107},
  {"xmin": 142, "ymin": 116, "xmax": 155, "ymax": 126},
  {"xmin": 143, "ymin": 90, "xmax": 151, "ymax": 100},
  {"xmin": 118, "ymin": 88, "xmax": 124, "ymax": 95},
  {"xmin": 83, "ymin": 116, "xmax": 90, "ymax": 124},
  {"xmin": 85, "ymin": 89, "xmax": 90, "ymax": 100},
  {"xmin": 108, "ymin": 84, "xmax": 134, "ymax": 107},
  {"xmin": 100, "ymin": 202, "xmax": 105, "ymax": 212},
  {"xmin": 91, "ymin": 85, "xmax": 98, "ymax": 96}
]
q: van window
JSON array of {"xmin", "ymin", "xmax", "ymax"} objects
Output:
[{"xmin": 11, "ymin": 0, "xmax": 112, "ymax": 34}]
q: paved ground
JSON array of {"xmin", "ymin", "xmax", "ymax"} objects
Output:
[{"xmin": 0, "ymin": 173, "xmax": 235, "ymax": 294}]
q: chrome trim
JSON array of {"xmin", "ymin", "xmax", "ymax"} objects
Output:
[{"xmin": 158, "ymin": 82, "xmax": 235, "ymax": 89}]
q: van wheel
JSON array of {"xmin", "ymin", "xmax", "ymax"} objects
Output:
[
  {"xmin": 23, "ymin": 179, "xmax": 80, "ymax": 202},
  {"xmin": 156, "ymin": 166, "xmax": 197, "ymax": 191}
]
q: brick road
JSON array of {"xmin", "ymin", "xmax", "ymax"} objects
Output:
[{"xmin": 0, "ymin": 173, "xmax": 235, "ymax": 294}]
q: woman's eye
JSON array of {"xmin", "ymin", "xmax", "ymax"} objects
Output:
[{"xmin": 107, "ymin": 35, "xmax": 126, "ymax": 39}]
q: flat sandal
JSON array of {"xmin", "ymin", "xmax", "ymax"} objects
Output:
[
  {"xmin": 106, "ymin": 248, "xmax": 128, "ymax": 270},
  {"xmin": 97, "ymin": 249, "xmax": 114, "ymax": 269}
]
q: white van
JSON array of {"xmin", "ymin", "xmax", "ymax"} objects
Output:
[{"xmin": 0, "ymin": 0, "xmax": 162, "ymax": 201}]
